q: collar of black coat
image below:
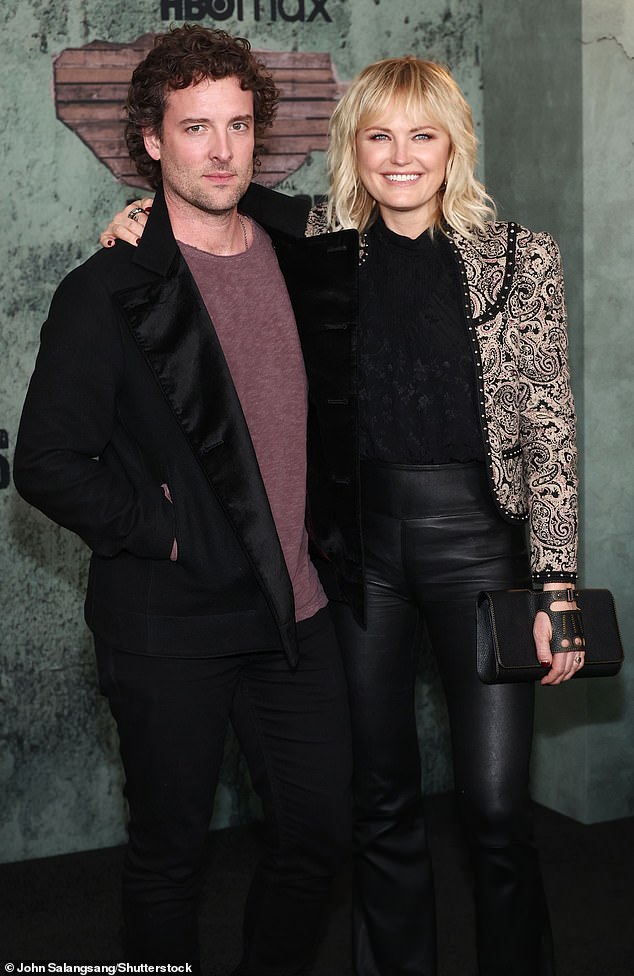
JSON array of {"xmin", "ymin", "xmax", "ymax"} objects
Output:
[{"xmin": 131, "ymin": 182, "xmax": 312, "ymax": 278}]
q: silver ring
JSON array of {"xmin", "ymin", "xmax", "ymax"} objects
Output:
[
  {"xmin": 574, "ymin": 654, "xmax": 582, "ymax": 665},
  {"xmin": 127, "ymin": 207, "xmax": 145, "ymax": 222}
]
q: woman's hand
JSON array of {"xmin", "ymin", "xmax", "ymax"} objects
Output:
[
  {"xmin": 100, "ymin": 197, "xmax": 154, "ymax": 249},
  {"xmin": 534, "ymin": 583, "xmax": 585, "ymax": 685}
]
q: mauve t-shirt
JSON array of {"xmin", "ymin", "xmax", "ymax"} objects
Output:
[{"xmin": 179, "ymin": 221, "xmax": 326, "ymax": 622}]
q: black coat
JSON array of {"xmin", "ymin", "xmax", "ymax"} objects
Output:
[{"xmin": 14, "ymin": 184, "xmax": 362, "ymax": 664}]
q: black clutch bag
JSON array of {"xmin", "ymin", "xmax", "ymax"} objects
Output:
[{"xmin": 476, "ymin": 588, "xmax": 624, "ymax": 683}]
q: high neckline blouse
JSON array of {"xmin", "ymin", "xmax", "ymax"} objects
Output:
[{"xmin": 358, "ymin": 215, "xmax": 484, "ymax": 465}]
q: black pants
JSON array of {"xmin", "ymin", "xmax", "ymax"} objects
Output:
[
  {"xmin": 331, "ymin": 461, "xmax": 555, "ymax": 976},
  {"xmin": 96, "ymin": 607, "xmax": 352, "ymax": 974}
]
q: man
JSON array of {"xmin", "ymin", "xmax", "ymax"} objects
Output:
[{"xmin": 14, "ymin": 25, "xmax": 358, "ymax": 974}]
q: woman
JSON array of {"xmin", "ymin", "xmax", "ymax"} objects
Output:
[{"xmin": 103, "ymin": 57, "xmax": 584, "ymax": 976}]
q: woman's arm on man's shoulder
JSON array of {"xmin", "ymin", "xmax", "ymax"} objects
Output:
[{"xmin": 100, "ymin": 197, "xmax": 154, "ymax": 248}]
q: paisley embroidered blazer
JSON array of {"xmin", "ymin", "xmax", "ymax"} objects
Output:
[{"xmin": 306, "ymin": 206, "xmax": 578, "ymax": 583}]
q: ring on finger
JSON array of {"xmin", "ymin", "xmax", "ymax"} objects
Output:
[
  {"xmin": 127, "ymin": 207, "xmax": 145, "ymax": 221},
  {"xmin": 574, "ymin": 654, "xmax": 583, "ymax": 665}
]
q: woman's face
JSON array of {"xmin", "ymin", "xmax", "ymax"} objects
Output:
[{"xmin": 355, "ymin": 99, "xmax": 451, "ymax": 236}]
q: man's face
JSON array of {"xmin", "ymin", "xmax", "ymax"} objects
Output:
[{"xmin": 143, "ymin": 75, "xmax": 255, "ymax": 219}]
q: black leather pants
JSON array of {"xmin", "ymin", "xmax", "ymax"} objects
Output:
[{"xmin": 330, "ymin": 461, "xmax": 555, "ymax": 976}]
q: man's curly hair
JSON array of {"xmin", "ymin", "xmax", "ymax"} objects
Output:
[{"xmin": 125, "ymin": 25, "xmax": 279, "ymax": 189}]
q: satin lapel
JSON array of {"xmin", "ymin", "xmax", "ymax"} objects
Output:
[{"xmin": 113, "ymin": 199, "xmax": 293, "ymax": 631}]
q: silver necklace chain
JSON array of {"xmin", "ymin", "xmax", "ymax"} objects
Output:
[{"xmin": 237, "ymin": 213, "xmax": 249, "ymax": 252}]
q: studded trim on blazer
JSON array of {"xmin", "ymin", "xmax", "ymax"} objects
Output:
[{"xmin": 445, "ymin": 223, "xmax": 521, "ymax": 523}]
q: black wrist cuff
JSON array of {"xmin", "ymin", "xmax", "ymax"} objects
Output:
[{"xmin": 534, "ymin": 587, "xmax": 579, "ymax": 610}]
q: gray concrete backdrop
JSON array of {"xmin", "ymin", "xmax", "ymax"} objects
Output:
[
  {"xmin": 482, "ymin": 0, "xmax": 634, "ymax": 824},
  {"xmin": 1, "ymin": 0, "xmax": 631, "ymax": 863}
]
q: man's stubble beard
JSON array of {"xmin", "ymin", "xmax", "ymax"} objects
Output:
[{"xmin": 162, "ymin": 160, "xmax": 254, "ymax": 219}]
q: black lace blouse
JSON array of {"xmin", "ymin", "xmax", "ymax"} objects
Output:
[{"xmin": 358, "ymin": 216, "xmax": 484, "ymax": 464}]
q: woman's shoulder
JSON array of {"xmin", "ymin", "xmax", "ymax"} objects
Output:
[
  {"xmin": 305, "ymin": 200, "xmax": 330, "ymax": 237},
  {"xmin": 450, "ymin": 220, "xmax": 560, "ymax": 259}
]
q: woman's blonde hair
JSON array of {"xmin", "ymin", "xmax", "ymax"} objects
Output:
[{"xmin": 327, "ymin": 57, "xmax": 495, "ymax": 238}]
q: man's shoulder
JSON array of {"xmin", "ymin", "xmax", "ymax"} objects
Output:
[
  {"xmin": 66, "ymin": 239, "xmax": 157, "ymax": 288},
  {"xmin": 241, "ymin": 182, "xmax": 312, "ymax": 236},
  {"xmin": 48, "ymin": 242, "xmax": 164, "ymax": 322}
]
